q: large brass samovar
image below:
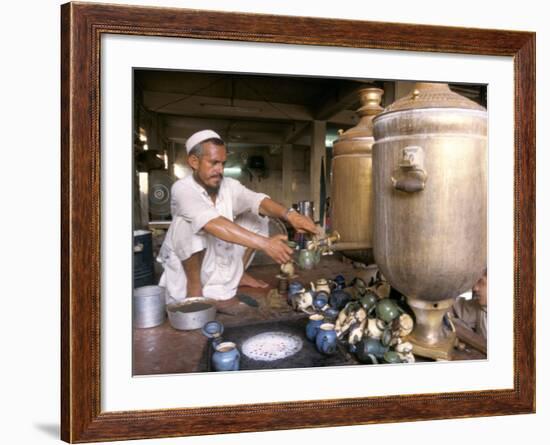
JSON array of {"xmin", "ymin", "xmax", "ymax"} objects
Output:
[
  {"xmin": 372, "ymin": 82, "xmax": 487, "ymax": 360},
  {"xmin": 331, "ymin": 87, "xmax": 384, "ymax": 264}
]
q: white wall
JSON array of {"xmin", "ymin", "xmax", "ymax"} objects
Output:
[{"xmin": 1, "ymin": 1, "xmax": 546, "ymax": 444}]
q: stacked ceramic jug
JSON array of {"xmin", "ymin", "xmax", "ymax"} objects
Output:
[{"xmin": 372, "ymin": 82, "xmax": 487, "ymax": 360}]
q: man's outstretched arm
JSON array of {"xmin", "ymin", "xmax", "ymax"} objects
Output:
[{"xmin": 202, "ymin": 216, "xmax": 292, "ymax": 264}]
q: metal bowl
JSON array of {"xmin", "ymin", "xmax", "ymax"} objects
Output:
[{"xmin": 166, "ymin": 297, "xmax": 217, "ymax": 331}]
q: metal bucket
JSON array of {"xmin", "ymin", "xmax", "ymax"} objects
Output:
[
  {"xmin": 167, "ymin": 297, "xmax": 217, "ymax": 331},
  {"xmin": 297, "ymin": 201, "xmax": 314, "ymax": 219},
  {"xmin": 133, "ymin": 285, "xmax": 166, "ymax": 328},
  {"xmin": 296, "ymin": 201, "xmax": 315, "ymax": 249}
]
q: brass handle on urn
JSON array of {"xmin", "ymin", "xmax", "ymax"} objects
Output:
[{"xmin": 391, "ymin": 145, "xmax": 427, "ymax": 193}]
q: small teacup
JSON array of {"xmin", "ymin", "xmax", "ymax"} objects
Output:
[
  {"xmin": 312, "ymin": 290, "xmax": 330, "ymax": 311},
  {"xmin": 315, "ymin": 323, "xmax": 338, "ymax": 355},
  {"xmin": 355, "ymin": 337, "xmax": 389, "ymax": 364},
  {"xmin": 329, "ymin": 289, "xmax": 351, "ymax": 310},
  {"xmin": 287, "ymin": 282, "xmax": 305, "ymax": 306},
  {"xmin": 383, "ymin": 350, "xmax": 403, "ymax": 364},
  {"xmin": 298, "ymin": 249, "xmax": 316, "ymax": 270},
  {"xmin": 306, "ymin": 314, "xmax": 325, "ymax": 341},
  {"xmin": 333, "ymin": 274, "xmax": 346, "ymax": 290},
  {"xmin": 212, "ymin": 341, "xmax": 240, "ymax": 371},
  {"xmin": 322, "ymin": 306, "xmax": 340, "ymax": 321},
  {"xmin": 313, "ymin": 278, "xmax": 331, "ymax": 294},
  {"xmin": 292, "ymin": 290, "xmax": 314, "ymax": 313}
]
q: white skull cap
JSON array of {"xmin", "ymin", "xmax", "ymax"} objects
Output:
[{"xmin": 185, "ymin": 129, "xmax": 223, "ymax": 154}]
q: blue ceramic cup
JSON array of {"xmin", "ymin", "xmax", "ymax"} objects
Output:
[
  {"xmin": 330, "ymin": 289, "xmax": 351, "ymax": 310},
  {"xmin": 322, "ymin": 306, "xmax": 340, "ymax": 321},
  {"xmin": 288, "ymin": 282, "xmax": 304, "ymax": 295},
  {"xmin": 212, "ymin": 341, "xmax": 240, "ymax": 371},
  {"xmin": 288, "ymin": 281, "xmax": 305, "ymax": 305},
  {"xmin": 201, "ymin": 320, "xmax": 224, "ymax": 339},
  {"xmin": 306, "ymin": 314, "xmax": 325, "ymax": 341},
  {"xmin": 313, "ymin": 290, "xmax": 330, "ymax": 311},
  {"xmin": 333, "ymin": 274, "xmax": 346, "ymax": 290},
  {"xmin": 354, "ymin": 337, "xmax": 389, "ymax": 364},
  {"xmin": 315, "ymin": 323, "xmax": 338, "ymax": 355}
]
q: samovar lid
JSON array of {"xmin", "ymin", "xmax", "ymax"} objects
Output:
[
  {"xmin": 334, "ymin": 87, "xmax": 384, "ymax": 143},
  {"xmin": 383, "ymin": 82, "xmax": 485, "ymax": 113}
]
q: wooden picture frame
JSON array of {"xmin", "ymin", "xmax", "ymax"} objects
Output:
[{"xmin": 61, "ymin": 2, "xmax": 535, "ymax": 442}]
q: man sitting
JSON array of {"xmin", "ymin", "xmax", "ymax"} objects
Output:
[{"xmin": 157, "ymin": 129, "xmax": 318, "ymax": 304}]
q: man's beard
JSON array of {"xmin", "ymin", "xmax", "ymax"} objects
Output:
[{"xmin": 194, "ymin": 171, "xmax": 222, "ymax": 195}]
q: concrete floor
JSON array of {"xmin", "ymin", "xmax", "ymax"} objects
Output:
[{"xmin": 132, "ymin": 254, "xmax": 485, "ymax": 376}]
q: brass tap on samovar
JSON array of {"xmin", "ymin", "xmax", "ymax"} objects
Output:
[
  {"xmin": 281, "ymin": 232, "xmax": 341, "ymax": 272},
  {"xmin": 306, "ymin": 231, "xmax": 341, "ymax": 255}
]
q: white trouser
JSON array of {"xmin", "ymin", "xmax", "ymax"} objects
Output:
[{"xmin": 157, "ymin": 212, "xmax": 269, "ymax": 304}]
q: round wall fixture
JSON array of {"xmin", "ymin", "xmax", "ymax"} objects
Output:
[{"xmin": 148, "ymin": 169, "xmax": 173, "ymax": 217}]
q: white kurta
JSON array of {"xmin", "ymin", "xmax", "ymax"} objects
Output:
[{"xmin": 157, "ymin": 175, "xmax": 269, "ymax": 304}]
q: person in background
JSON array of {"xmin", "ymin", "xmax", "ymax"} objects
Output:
[
  {"xmin": 452, "ymin": 268, "xmax": 487, "ymax": 339},
  {"xmin": 157, "ymin": 129, "xmax": 319, "ymax": 304}
]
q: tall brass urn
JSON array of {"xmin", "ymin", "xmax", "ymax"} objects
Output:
[
  {"xmin": 331, "ymin": 87, "xmax": 384, "ymax": 264},
  {"xmin": 372, "ymin": 82, "xmax": 487, "ymax": 360}
]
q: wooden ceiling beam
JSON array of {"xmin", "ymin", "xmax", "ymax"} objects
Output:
[
  {"xmin": 143, "ymin": 91, "xmax": 313, "ymax": 122},
  {"xmin": 312, "ymin": 83, "xmax": 368, "ymax": 121}
]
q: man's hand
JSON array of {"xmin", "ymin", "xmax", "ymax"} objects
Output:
[
  {"xmin": 287, "ymin": 212, "xmax": 319, "ymax": 235},
  {"xmin": 261, "ymin": 234, "xmax": 294, "ymax": 264},
  {"xmin": 258, "ymin": 198, "xmax": 319, "ymax": 236}
]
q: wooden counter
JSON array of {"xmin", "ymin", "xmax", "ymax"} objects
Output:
[{"xmin": 133, "ymin": 254, "xmax": 487, "ymax": 375}]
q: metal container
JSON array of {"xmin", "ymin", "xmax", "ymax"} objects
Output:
[
  {"xmin": 133, "ymin": 285, "xmax": 166, "ymax": 328},
  {"xmin": 297, "ymin": 200, "xmax": 314, "ymax": 219},
  {"xmin": 166, "ymin": 297, "xmax": 217, "ymax": 331},
  {"xmin": 331, "ymin": 88, "xmax": 384, "ymax": 264},
  {"xmin": 372, "ymin": 82, "xmax": 487, "ymax": 359},
  {"xmin": 133, "ymin": 230, "xmax": 154, "ymax": 288}
]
